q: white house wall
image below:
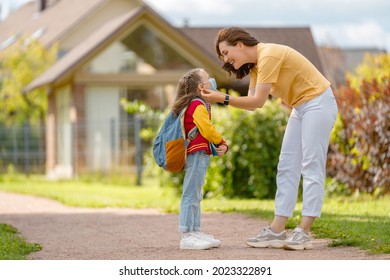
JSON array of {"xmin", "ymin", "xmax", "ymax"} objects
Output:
[
  {"xmin": 86, "ymin": 86, "xmax": 120, "ymax": 172},
  {"xmin": 54, "ymin": 86, "xmax": 73, "ymax": 178},
  {"xmin": 88, "ymin": 41, "xmax": 126, "ymax": 73}
]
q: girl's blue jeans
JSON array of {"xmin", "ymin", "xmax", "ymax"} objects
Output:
[{"xmin": 178, "ymin": 150, "xmax": 210, "ymax": 232}]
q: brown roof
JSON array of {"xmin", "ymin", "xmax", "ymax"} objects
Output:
[
  {"xmin": 318, "ymin": 46, "xmax": 387, "ymax": 88},
  {"xmin": 317, "ymin": 46, "xmax": 346, "ymax": 88},
  {"xmin": 180, "ymin": 27, "xmax": 324, "ymax": 73},
  {"xmin": 8, "ymin": 2, "xmax": 324, "ymax": 94},
  {"xmin": 0, "ymin": 0, "xmax": 107, "ymax": 47},
  {"xmin": 342, "ymin": 48, "xmax": 387, "ymax": 72},
  {"xmin": 25, "ymin": 5, "xmax": 226, "ymax": 92},
  {"xmin": 1, "ymin": 2, "xmax": 327, "ymax": 76}
]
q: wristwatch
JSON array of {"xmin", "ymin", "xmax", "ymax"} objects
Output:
[{"xmin": 224, "ymin": 95, "xmax": 230, "ymax": 105}]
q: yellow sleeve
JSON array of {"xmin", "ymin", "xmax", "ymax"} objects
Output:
[{"xmin": 192, "ymin": 105, "xmax": 223, "ymax": 145}]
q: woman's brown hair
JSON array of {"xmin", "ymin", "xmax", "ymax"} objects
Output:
[
  {"xmin": 171, "ymin": 68, "xmax": 204, "ymax": 116},
  {"xmin": 215, "ymin": 27, "xmax": 259, "ymax": 79}
]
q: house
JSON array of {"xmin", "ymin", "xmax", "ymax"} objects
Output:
[
  {"xmin": 0, "ymin": 0, "xmax": 325, "ymax": 178},
  {"xmin": 318, "ymin": 46, "xmax": 387, "ymax": 88}
]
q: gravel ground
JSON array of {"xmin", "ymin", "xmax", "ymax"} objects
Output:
[{"xmin": 1, "ymin": 191, "xmax": 389, "ymax": 260}]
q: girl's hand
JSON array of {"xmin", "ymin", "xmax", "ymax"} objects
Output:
[{"xmin": 216, "ymin": 145, "xmax": 228, "ymax": 157}]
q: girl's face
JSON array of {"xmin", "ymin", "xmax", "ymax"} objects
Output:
[
  {"xmin": 218, "ymin": 41, "xmax": 244, "ymax": 70},
  {"xmin": 197, "ymin": 70, "xmax": 212, "ymax": 91}
]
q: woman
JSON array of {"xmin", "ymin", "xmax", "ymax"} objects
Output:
[{"xmin": 201, "ymin": 27, "xmax": 338, "ymax": 250}]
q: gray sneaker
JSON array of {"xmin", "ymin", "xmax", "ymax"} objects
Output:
[
  {"xmin": 283, "ymin": 227, "xmax": 313, "ymax": 250},
  {"xmin": 245, "ymin": 226, "xmax": 287, "ymax": 248}
]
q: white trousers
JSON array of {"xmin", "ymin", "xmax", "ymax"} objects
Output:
[{"xmin": 275, "ymin": 88, "xmax": 338, "ymax": 218}]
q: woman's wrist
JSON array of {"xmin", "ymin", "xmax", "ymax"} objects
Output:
[{"xmin": 218, "ymin": 92, "xmax": 225, "ymax": 103}]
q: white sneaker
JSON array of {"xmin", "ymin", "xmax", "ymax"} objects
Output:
[
  {"xmin": 180, "ymin": 234, "xmax": 213, "ymax": 250},
  {"xmin": 193, "ymin": 231, "xmax": 221, "ymax": 248}
]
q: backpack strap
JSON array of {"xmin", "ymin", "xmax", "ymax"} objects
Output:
[
  {"xmin": 180, "ymin": 97, "xmax": 218, "ymax": 156},
  {"xmin": 193, "ymin": 97, "xmax": 210, "ymax": 114},
  {"xmin": 192, "ymin": 98, "xmax": 217, "ymax": 156},
  {"xmin": 179, "ymin": 109, "xmax": 188, "ymax": 144}
]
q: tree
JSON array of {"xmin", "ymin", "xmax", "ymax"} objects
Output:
[
  {"xmin": 346, "ymin": 53, "xmax": 390, "ymax": 93},
  {"xmin": 0, "ymin": 37, "xmax": 58, "ymax": 124},
  {"xmin": 0, "ymin": 37, "xmax": 58, "ymax": 172},
  {"xmin": 327, "ymin": 53, "xmax": 390, "ymax": 195}
]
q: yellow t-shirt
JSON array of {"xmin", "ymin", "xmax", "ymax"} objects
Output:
[{"xmin": 249, "ymin": 43, "xmax": 330, "ymax": 107}]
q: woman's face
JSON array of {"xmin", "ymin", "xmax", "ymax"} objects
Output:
[{"xmin": 218, "ymin": 41, "xmax": 244, "ymax": 70}]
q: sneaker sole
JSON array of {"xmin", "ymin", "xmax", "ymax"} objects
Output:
[
  {"xmin": 180, "ymin": 245, "xmax": 212, "ymax": 250},
  {"xmin": 283, "ymin": 243, "xmax": 313, "ymax": 251},
  {"xmin": 245, "ymin": 240, "xmax": 285, "ymax": 249}
]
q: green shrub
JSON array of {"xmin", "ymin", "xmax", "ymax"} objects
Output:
[
  {"xmin": 219, "ymin": 99, "xmax": 288, "ymax": 199},
  {"xmin": 163, "ymin": 98, "xmax": 289, "ymax": 199}
]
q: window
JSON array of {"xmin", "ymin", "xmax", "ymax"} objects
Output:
[{"xmin": 87, "ymin": 25, "xmax": 193, "ymax": 73}]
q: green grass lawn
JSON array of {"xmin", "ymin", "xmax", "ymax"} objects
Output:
[
  {"xmin": 0, "ymin": 174, "xmax": 389, "ymax": 259},
  {"xmin": 0, "ymin": 224, "xmax": 41, "ymax": 260}
]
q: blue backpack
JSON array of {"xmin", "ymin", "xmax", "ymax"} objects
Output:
[{"xmin": 153, "ymin": 98, "xmax": 216, "ymax": 173}]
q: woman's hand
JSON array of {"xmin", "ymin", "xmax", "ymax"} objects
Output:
[{"xmin": 201, "ymin": 89, "xmax": 225, "ymax": 104}]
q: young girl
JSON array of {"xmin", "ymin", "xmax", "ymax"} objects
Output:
[{"xmin": 172, "ymin": 68, "xmax": 228, "ymax": 250}]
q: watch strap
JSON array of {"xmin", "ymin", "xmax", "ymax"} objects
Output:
[{"xmin": 224, "ymin": 95, "xmax": 230, "ymax": 105}]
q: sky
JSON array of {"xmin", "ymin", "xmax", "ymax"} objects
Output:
[{"xmin": 1, "ymin": 0, "xmax": 389, "ymax": 52}]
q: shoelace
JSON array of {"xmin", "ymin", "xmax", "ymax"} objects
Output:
[
  {"xmin": 288, "ymin": 231, "xmax": 304, "ymax": 241},
  {"xmin": 257, "ymin": 227, "xmax": 270, "ymax": 237},
  {"xmin": 195, "ymin": 232, "xmax": 214, "ymax": 239}
]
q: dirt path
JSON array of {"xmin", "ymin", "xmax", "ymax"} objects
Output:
[{"xmin": 0, "ymin": 191, "xmax": 388, "ymax": 260}]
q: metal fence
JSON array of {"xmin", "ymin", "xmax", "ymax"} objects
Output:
[
  {"xmin": 0, "ymin": 117, "xmax": 155, "ymax": 177},
  {"xmin": 0, "ymin": 123, "xmax": 45, "ymax": 174}
]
